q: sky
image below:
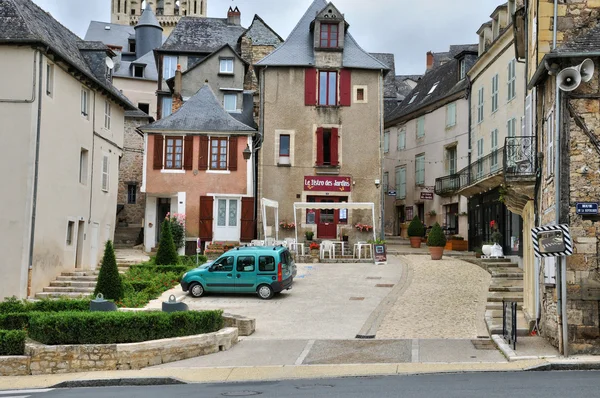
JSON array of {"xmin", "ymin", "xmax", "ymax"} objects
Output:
[{"xmin": 31, "ymin": 0, "xmax": 502, "ymax": 75}]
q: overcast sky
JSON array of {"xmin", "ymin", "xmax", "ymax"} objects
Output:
[{"xmin": 32, "ymin": 0, "xmax": 501, "ymax": 75}]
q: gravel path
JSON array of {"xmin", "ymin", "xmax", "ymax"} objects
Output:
[{"xmin": 376, "ymin": 255, "xmax": 490, "ymax": 339}]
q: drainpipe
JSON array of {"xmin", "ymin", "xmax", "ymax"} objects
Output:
[
  {"xmin": 88, "ymin": 92, "xmax": 97, "ymax": 224},
  {"xmin": 380, "ymin": 70, "xmax": 385, "ymax": 241},
  {"xmin": 467, "ymin": 76, "xmax": 473, "ymax": 186},
  {"xmin": 254, "ymin": 66, "xmax": 267, "ymax": 238},
  {"xmin": 27, "ymin": 49, "xmax": 44, "ymax": 298}
]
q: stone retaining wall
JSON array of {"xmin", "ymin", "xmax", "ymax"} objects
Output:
[
  {"xmin": 0, "ymin": 327, "xmax": 237, "ymax": 376},
  {"xmin": 223, "ymin": 313, "xmax": 255, "ymax": 336}
]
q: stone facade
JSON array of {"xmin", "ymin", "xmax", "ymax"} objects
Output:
[{"xmin": 0, "ymin": 356, "xmax": 29, "ymax": 376}]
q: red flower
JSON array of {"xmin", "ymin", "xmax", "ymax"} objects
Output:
[{"xmin": 490, "ymin": 220, "xmax": 496, "ymax": 229}]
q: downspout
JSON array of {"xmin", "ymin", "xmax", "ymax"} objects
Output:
[
  {"xmin": 88, "ymin": 92, "xmax": 97, "ymax": 224},
  {"xmin": 467, "ymin": 76, "xmax": 473, "ymax": 187},
  {"xmin": 27, "ymin": 49, "xmax": 43, "ymax": 298},
  {"xmin": 254, "ymin": 66, "xmax": 267, "ymax": 238},
  {"xmin": 380, "ymin": 70, "xmax": 385, "ymax": 241}
]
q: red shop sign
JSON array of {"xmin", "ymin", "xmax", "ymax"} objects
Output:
[{"xmin": 304, "ymin": 176, "xmax": 352, "ymax": 192}]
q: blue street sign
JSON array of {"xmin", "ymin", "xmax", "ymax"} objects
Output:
[{"xmin": 576, "ymin": 202, "xmax": 599, "ymax": 215}]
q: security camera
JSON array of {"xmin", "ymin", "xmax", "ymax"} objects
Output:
[{"xmin": 374, "ymin": 179, "xmax": 381, "ymax": 188}]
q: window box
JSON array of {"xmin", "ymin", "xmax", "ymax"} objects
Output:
[{"xmin": 445, "ymin": 238, "xmax": 468, "ymax": 251}]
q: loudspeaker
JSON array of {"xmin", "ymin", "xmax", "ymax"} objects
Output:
[
  {"xmin": 557, "ymin": 66, "xmax": 582, "ymax": 92},
  {"xmin": 578, "ymin": 58, "xmax": 595, "ymax": 83}
]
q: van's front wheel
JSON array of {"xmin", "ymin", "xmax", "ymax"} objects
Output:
[
  {"xmin": 257, "ymin": 284, "xmax": 274, "ymax": 300},
  {"xmin": 189, "ymin": 282, "xmax": 205, "ymax": 298}
]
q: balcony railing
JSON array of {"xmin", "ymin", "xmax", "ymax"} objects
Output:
[
  {"xmin": 504, "ymin": 136, "xmax": 536, "ymax": 178},
  {"xmin": 459, "ymin": 146, "xmax": 505, "ymax": 188},
  {"xmin": 435, "ymin": 174, "xmax": 460, "ymax": 196}
]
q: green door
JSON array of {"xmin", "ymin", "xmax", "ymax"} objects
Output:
[
  {"xmin": 204, "ymin": 255, "xmax": 236, "ymax": 292},
  {"xmin": 235, "ymin": 254, "xmax": 258, "ymax": 293}
]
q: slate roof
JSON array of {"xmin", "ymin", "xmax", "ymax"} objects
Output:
[
  {"xmin": 140, "ymin": 84, "xmax": 256, "ymax": 133},
  {"xmin": 255, "ymin": 0, "xmax": 388, "ymax": 70},
  {"xmin": 179, "ymin": 44, "xmax": 248, "ymax": 78},
  {"xmin": 0, "ymin": 0, "xmax": 134, "ymax": 109},
  {"xmin": 137, "ymin": 2, "xmax": 161, "ymax": 28},
  {"xmin": 244, "ymin": 14, "xmax": 283, "ymax": 46},
  {"xmin": 159, "ymin": 17, "xmax": 248, "ymax": 54},
  {"xmin": 430, "ymin": 45, "xmax": 476, "ymax": 70},
  {"xmin": 85, "ymin": 21, "xmax": 135, "ymax": 51},
  {"xmin": 553, "ymin": 22, "xmax": 600, "ymax": 54},
  {"xmin": 230, "ymin": 92, "xmax": 258, "ymax": 129},
  {"xmin": 370, "ymin": 53, "xmax": 397, "ymax": 98},
  {"xmin": 395, "ymin": 75, "xmax": 422, "ymax": 101},
  {"xmin": 115, "ymin": 50, "xmax": 159, "ymax": 81},
  {"xmin": 386, "ymin": 47, "xmax": 478, "ymax": 124}
]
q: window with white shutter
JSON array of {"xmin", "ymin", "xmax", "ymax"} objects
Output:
[
  {"xmin": 446, "ymin": 102, "xmax": 456, "ymax": 127},
  {"xmin": 477, "ymin": 138, "xmax": 484, "ymax": 178},
  {"xmin": 397, "ymin": 129, "xmax": 406, "ymax": 150},
  {"xmin": 415, "ymin": 154, "xmax": 425, "ymax": 185},
  {"xmin": 492, "ymin": 74, "xmax": 499, "ymax": 113},
  {"xmin": 417, "ymin": 116, "xmax": 425, "ymax": 138},
  {"xmin": 546, "ymin": 111, "xmax": 554, "ymax": 177},
  {"xmin": 396, "ymin": 166, "xmax": 406, "ymax": 199},
  {"xmin": 508, "ymin": 59, "xmax": 516, "ymax": 101},
  {"xmin": 384, "ymin": 131, "xmax": 390, "ymax": 153},
  {"xmin": 101, "ymin": 154, "xmax": 109, "ymax": 192},
  {"xmin": 477, "ymin": 87, "xmax": 484, "ymax": 123},
  {"xmin": 491, "ymin": 129, "xmax": 499, "ymax": 170}
]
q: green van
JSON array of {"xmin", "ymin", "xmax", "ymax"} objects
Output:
[{"xmin": 181, "ymin": 246, "xmax": 295, "ymax": 300}]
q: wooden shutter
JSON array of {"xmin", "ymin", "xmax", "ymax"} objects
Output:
[
  {"xmin": 240, "ymin": 197, "xmax": 255, "ymax": 241},
  {"xmin": 153, "ymin": 135, "xmax": 163, "ymax": 170},
  {"xmin": 183, "ymin": 135, "xmax": 193, "ymax": 170},
  {"xmin": 305, "ymin": 68, "xmax": 317, "ymax": 106},
  {"xmin": 198, "ymin": 136, "xmax": 209, "ymax": 170},
  {"xmin": 330, "ymin": 127, "xmax": 339, "ymax": 166},
  {"xmin": 228, "ymin": 136, "xmax": 238, "ymax": 171},
  {"xmin": 339, "ymin": 69, "xmax": 351, "ymax": 106},
  {"xmin": 316, "ymin": 127, "xmax": 324, "ymax": 166},
  {"xmin": 198, "ymin": 196, "xmax": 213, "ymax": 241}
]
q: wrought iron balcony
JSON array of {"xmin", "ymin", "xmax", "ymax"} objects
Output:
[
  {"xmin": 504, "ymin": 136, "xmax": 536, "ymax": 179},
  {"xmin": 434, "ymin": 174, "xmax": 461, "ymax": 196}
]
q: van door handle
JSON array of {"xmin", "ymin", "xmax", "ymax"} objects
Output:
[
  {"xmin": 236, "ymin": 274, "xmax": 241, "ymax": 278},
  {"xmin": 227, "ymin": 274, "xmax": 232, "ymax": 277}
]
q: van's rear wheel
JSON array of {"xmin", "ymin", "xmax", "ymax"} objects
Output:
[
  {"xmin": 257, "ymin": 284, "xmax": 274, "ymax": 300},
  {"xmin": 189, "ymin": 282, "xmax": 205, "ymax": 298}
]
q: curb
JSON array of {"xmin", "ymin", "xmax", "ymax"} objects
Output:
[{"xmin": 51, "ymin": 377, "xmax": 186, "ymax": 388}]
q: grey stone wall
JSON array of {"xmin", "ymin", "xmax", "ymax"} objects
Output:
[{"xmin": 117, "ymin": 116, "xmax": 147, "ymax": 226}]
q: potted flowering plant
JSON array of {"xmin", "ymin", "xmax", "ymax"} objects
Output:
[
  {"xmin": 407, "ymin": 216, "xmax": 425, "ymax": 248},
  {"xmin": 355, "ymin": 223, "xmax": 373, "ymax": 232},
  {"xmin": 279, "ymin": 221, "xmax": 296, "ymax": 230}
]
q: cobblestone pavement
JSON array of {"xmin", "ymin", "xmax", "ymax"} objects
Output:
[{"xmin": 376, "ymin": 255, "xmax": 491, "ymax": 339}]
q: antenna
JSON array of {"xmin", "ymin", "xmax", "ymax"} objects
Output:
[{"xmin": 105, "ymin": 57, "xmax": 115, "ymax": 70}]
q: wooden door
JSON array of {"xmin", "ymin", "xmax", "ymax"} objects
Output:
[
  {"xmin": 240, "ymin": 197, "xmax": 255, "ymax": 242},
  {"xmin": 316, "ymin": 198, "xmax": 338, "ymax": 239},
  {"xmin": 199, "ymin": 196, "xmax": 214, "ymax": 241}
]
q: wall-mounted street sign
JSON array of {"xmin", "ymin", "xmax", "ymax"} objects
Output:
[
  {"xmin": 420, "ymin": 192, "xmax": 434, "ymax": 200},
  {"xmin": 531, "ymin": 224, "xmax": 573, "ymax": 258},
  {"xmin": 576, "ymin": 202, "xmax": 599, "ymax": 215},
  {"xmin": 387, "ymin": 190, "xmax": 397, "ymax": 196}
]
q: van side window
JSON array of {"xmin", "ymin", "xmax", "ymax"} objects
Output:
[
  {"xmin": 259, "ymin": 256, "xmax": 276, "ymax": 272},
  {"xmin": 237, "ymin": 255, "xmax": 256, "ymax": 272},
  {"xmin": 213, "ymin": 256, "xmax": 234, "ymax": 272}
]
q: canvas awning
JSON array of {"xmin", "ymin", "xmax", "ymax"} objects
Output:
[{"xmin": 261, "ymin": 198, "xmax": 279, "ymax": 239}]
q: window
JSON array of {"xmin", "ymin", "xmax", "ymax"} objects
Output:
[
  {"xmin": 446, "ymin": 103, "xmax": 456, "ymax": 127},
  {"xmin": 508, "ymin": 59, "xmax": 516, "ymax": 101},
  {"xmin": 79, "ymin": 149, "xmax": 88, "ymax": 185},
  {"xmin": 507, "ymin": 117, "xmax": 517, "ymax": 137},
  {"xmin": 397, "ymin": 129, "xmax": 406, "ymax": 150},
  {"xmin": 477, "ymin": 87, "xmax": 484, "ymax": 123},
  {"xmin": 459, "ymin": 59, "xmax": 466, "ymax": 80},
  {"xmin": 356, "ymin": 88, "xmax": 364, "ymax": 101},
  {"xmin": 477, "ymin": 138, "xmax": 484, "ymax": 178},
  {"xmin": 101, "ymin": 154, "xmax": 109, "ymax": 192},
  {"xmin": 138, "ymin": 103, "xmax": 150, "ymax": 114},
  {"xmin": 210, "ymin": 138, "xmax": 228, "ymax": 170},
  {"xmin": 446, "ymin": 146, "xmax": 457, "ymax": 175},
  {"xmin": 162, "ymin": 97, "xmax": 173, "ymax": 118},
  {"xmin": 491, "ymin": 129, "xmax": 499, "ymax": 170},
  {"xmin": 259, "ymin": 256, "xmax": 276, "ymax": 272},
  {"xmin": 428, "ymin": 82, "xmax": 439, "ymax": 95},
  {"xmin": 165, "ymin": 137, "xmax": 184, "ymax": 169},
  {"xmin": 491, "ymin": 74, "xmax": 499, "ymax": 113},
  {"xmin": 133, "ymin": 65, "xmax": 144, "ymax": 78},
  {"xmin": 408, "ymin": 93, "xmax": 419, "ymax": 104},
  {"xmin": 279, "ymin": 134, "xmax": 290, "ymax": 164},
  {"xmin": 320, "ymin": 23, "xmax": 338, "ymax": 48},
  {"xmin": 163, "ymin": 55, "xmax": 177, "ymax": 79},
  {"xmin": 318, "ymin": 71, "xmax": 337, "ymax": 106},
  {"xmin": 507, "ymin": 118, "xmax": 517, "ymax": 166},
  {"xmin": 81, "ymin": 88, "xmax": 89, "ymax": 117},
  {"xmin": 415, "ymin": 154, "xmax": 425, "ymax": 185},
  {"xmin": 217, "ymin": 199, "xmax": 238, "ymax": 226},
  {"xmin": 384, "ymin": 131, "xmax": 390, "ymax": 153},
  {"xmin": 316, "ymin": 128, "xmax": 339, "ymax": 166},
  {"xmin": 219, "ymin": 58, "xmax": 234, "ymax": 74},
  {"xmin": 46, "ymin": 63, "xmax": 54, "ymax": 97},
  {"xmin": 127, "ymin": 184, "xmax": 137, "ymax": 204},
  {"xmin": 128, "ymin": 40, "xmax": 136, "ymax": 53},
  {"xmin": 66, "ymin": 221, "xmax": 75, "ymax": 245},
  {"xmin": 104, "ymin": 100, "xmax": 111, "ymax": 130},
  {"xmin": 383, "ymin": 171, "xmax": 389, "ymax": 192},
  {"xmin": 546, "ymin": 111, "xmax": 554, "ymax": 177},
  {"xmin": 224, "ymin": 94, "xmax": 237, "ymax": 111},
  {"xmin": 212, "ymin": 256, "xmax": 234, "ymax": 272},
  {"xmin": 237, "ymin": 255, "xmax": 255, "ymax": 272},
  {"xmin": 396, "ymin": 166, "xmax": 406, "ymax": 199},
  {"xmin": 417, "ymin": 116, "xmax": 425, "ymax": 138}
]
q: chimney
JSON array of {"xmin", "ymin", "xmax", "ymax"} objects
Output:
[
  {"xmin": 426, "ymin": 51, "xmax": 434, "ymax": 70},
  {"xmin": 174, "ymin": 64, "xmax": 183, "ymax": 95},
  {"xmin": 227, "ymin": 6, "xmax": 241, "ymax": 25}
]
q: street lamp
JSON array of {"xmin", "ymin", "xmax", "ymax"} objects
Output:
[{"xmin": 243, "ymin": 144, "xmax": 252, "ymax": 160}]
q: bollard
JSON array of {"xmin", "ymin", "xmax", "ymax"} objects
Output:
[
  {"xmin": 89, "ymin": 293, "xmax": 118, "ymax": 312},
  {"xmin": 162, "ymin": 294, "xmax": 189, "ymax": 312}
]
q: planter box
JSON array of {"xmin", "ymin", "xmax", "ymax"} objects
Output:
[{"xmin": 445, "ymin": 239, "xmax": 468, "ymax": 251}]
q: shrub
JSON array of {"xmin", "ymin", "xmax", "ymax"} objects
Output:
[
  {"xmin": 28, "ymin": 310, "xmax": 224, "ymax": 345},
  {"xmin": 0, "ymin": 297, "xmax": 26, "ymax": 314},
  {"xmin": 0, "ymin": 298, "xmax": 92, "ymax": 314},
  {"xmin": 167, "ymin": 213, "xmax": 186, "ymax": 250},
  {"xmin": 94, "ymin": 240, "xmax": 124, "ymax": 301},
  {"xmin": 156, "ymin": 219, "xmax": 179, "ymax": 265},
  {"xmin": 179, "ymin": 255, "xmax": 207, "ymax": 267},
  {"xmin": 427, "ymin": 222, "xmax": 447, "ymax": 247},
  {"xmin": 0, "ymin": 330, "xmax": 26, "ymax": 355},
  {"xmin": 407, "ymin": 216, "xmax": 425, "ymax": 237},
  {"xmin": 0, "ymin": 313, "xmax": 31, "ymax": 330},
  {"xmin": 129, "ymin": 264, "xmax": 190, "ymax": 277}
]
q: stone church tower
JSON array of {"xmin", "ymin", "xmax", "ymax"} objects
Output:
[{"xmin": 111, "ymin": 0, "xmax": 206, "ymax": 35}]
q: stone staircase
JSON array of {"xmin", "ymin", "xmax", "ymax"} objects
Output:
[
  {"xmin": 113, "ymin": 224, "xmax": 143, "ymax": 249},
  {"xmin": 35, "ymin": 270, "xmax": 99, "ymax": 299},
  {"xmin": 483, "ymin": 258, "xmax": 530, "ymax": 337}
]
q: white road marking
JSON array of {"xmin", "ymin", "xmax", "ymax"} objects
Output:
[
  {"xmin": 295, "ymin": 339, "xmax": 316, "ymax": 365},
  {"xmin": 0, "ymin": 389, "xmax": 53, "ymax": 395}
]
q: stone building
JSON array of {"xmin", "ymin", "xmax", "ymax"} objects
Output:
[
  {"xmin": 515, "ymin": 0, "xmax": 600, "ymax": 354},
  {"xmin": 111, "ymin": 0, "xmax": 207, "ymax": 36},
  {"xmin": 254, "ymin": 0, "xmax": 389, "ymax": 241}
]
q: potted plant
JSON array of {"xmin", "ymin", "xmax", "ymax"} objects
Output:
[
  {"xmin": 341, "ymin": 231, "xmax": 349, "ymax": 242},
  {"xmin": 305, "ymin": 231, "xmax": 314, "ymax": 242},
  {"xmin": 407, "ymin": 216, "xmax": 425, "ymax": 248},
  {"xmin": 309, "ymin": 242, "xmax": 320, "ymax": 257},
  {"xmin": 427, "ymin": 222, "xmax": 446, "ymax": 260},
  {"xmin": 445, "ymin": 235, "xmax": 468, "ymax": 251},
  {"xmin": 427, "ymin": 210, "xmax": 437, "ymax": 217},
  {"xmin": 475, "ymin": 246, "xmax": 483, "ymax": 258}
]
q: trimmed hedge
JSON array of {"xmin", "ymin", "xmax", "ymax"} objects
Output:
[
  {"xmin": 94, "ymin": 240, "xmax": 124, "ymax": 301},
  {"xmin": 0, "ymin": 298, "xmax": 91, "ymax": 314},
  {"xmin": 427, "ymin": 222, "xmax": 447, "ymax": 247},
  {"xmin": 28, "ymin": 310, "xmax": 224, "ymax": 345},
  {"xmin": 129, "ymin": 264, "xmax": 190, "ymax": 277},
  {"xmin": 0, "ymin": 313, "xmax": 31, "ymax": 330},
  {"xmin": 407, "ymin": 216, "xmax": 425, "ymax": 237},
  {"xmin": 0, "ymin": 330, "xmax": 26, "ymax": 355}
]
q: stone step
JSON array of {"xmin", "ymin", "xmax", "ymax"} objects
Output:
[
  {"xmin": 489, "ymin": 285, "xmax": 523, "ymax": 293},
  {"xmin": 43, "ymin": 286, "xmax": 95, "ymax": 293},
  {"xmin": 486, "ymin": 322, "xmax": 530, "ymax": 337},
  {"xmin": 485, "ymin": 262, "xmax": 518, "ymax": 268},
  {"xmin": 487, "ymin": 292, "xmax": 524, "ymax": 302},
  {"xmin": 56, "ymin": 275, "xmax": 98, "ymax": 282},
  {"xmin": 61, "ymin": 271, "xmax": 99, "ymax": 277},
  {"xmin": 49, "ymin": 281, "xmax": 97, "ymax": 288},
  {"xmin": 35, "ymin": 292, "xmax": 93, "ymax": 299},
  {"xmin": 481, "ymin": 258, "xmax": 512, "ymax": 263},
  {"xmin": 490, "ymin": 268, "xmax": 524, "ymax": 278},
  {"xmin": 486, "ymin": 302, "xmax": 523, "ymax": 311},
  {"xmin": 486, "ymin": 309, "xmax": 528, "ymax": 320}
]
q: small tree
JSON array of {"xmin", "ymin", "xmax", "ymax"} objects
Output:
[
  {"xmin": 156, "ymin": 219, "xmax": 179, "ymax": 265},
  {"xmin": 407, "ymin": 216, "xmax": 425, "ymax": 237},
  {"xmin": 94, "ymin": 240, "xmax": 124, "ymax": 301},
  {"xmin": 427, "ymin": 222, "xmax": 447, "ymax": 247}
]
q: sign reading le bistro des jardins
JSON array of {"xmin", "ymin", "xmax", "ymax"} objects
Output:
[{"xmin": 304, "ymin": 176, "xmax": 352, "ymax": 192}]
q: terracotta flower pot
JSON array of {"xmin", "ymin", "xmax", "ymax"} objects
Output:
[
  {"xmin": 429, "ymin": 246, "xmax": 444, "ymax": 260},
  {"xmin": 409, "ymin": 237, "xmax": 422, "ymax": 248}
]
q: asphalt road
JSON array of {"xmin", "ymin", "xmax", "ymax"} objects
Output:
[{"xmin": 6, "ymin": 371, "xmax": 600, "ymax": 398}]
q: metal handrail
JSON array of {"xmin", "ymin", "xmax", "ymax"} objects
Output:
[{"xmin": 504, "ymin": 136, "xmax": 536, "ymax": 178}]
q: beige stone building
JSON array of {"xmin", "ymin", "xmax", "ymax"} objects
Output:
[
  {"xmin": 0, "ymin": 0, "xmax": 134, "ymax": 298},
  {"xmin": 255, "ymin": 0, "xmax": 389, "ymax": 242}
]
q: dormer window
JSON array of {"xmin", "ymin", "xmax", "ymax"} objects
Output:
[
  {"xmin": 320, "ymin": 23, "xmax": 338, "ymax": 48},
  {"xmin": 459, "ymin": 59, "xmax": 466, "ymax": 80},
  {"xmin": 128, "ymin": 40, "xmax": 136, "ymax": 53},
  {"xmin": 134, "ymin": 65, "xmax": 145, "ymax": 78},
  {"xmin": 220, "ymin": 58, "xmax": 234, "ymax": 74},
  {"xmin": 428, "ymin": 82, "xmax": 439, "ymax": 95}
]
